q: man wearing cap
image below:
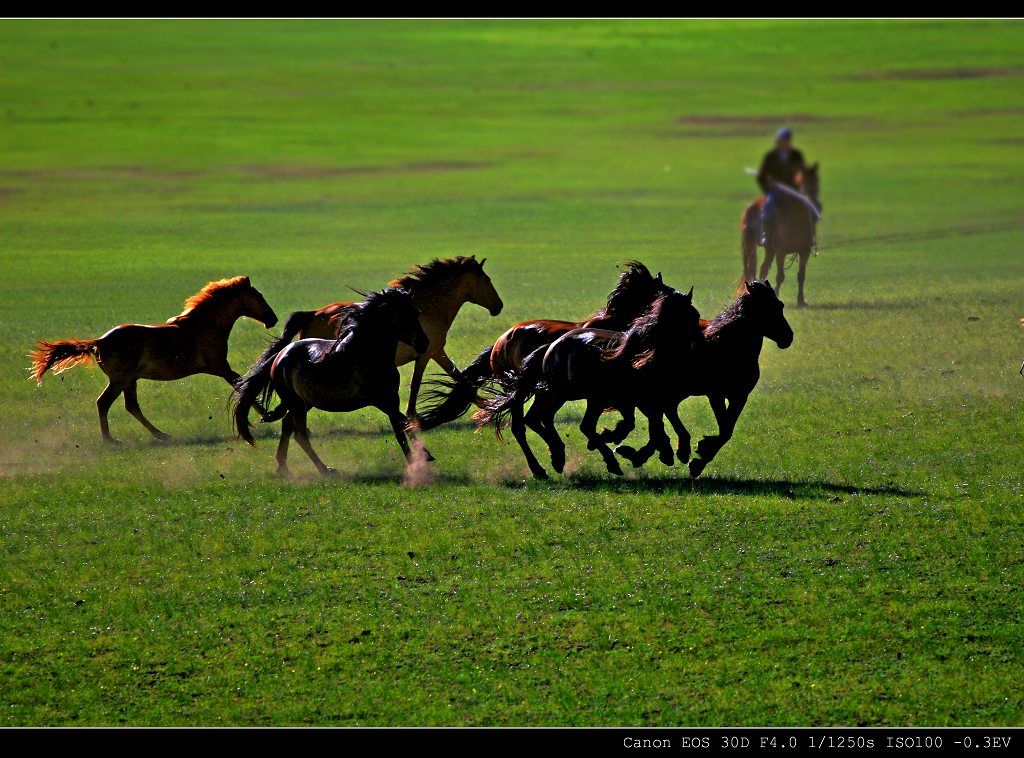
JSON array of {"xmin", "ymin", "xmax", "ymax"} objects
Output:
[{"xmin": 756, "ymin": 127, "xmax": 806, "ymax": 246}]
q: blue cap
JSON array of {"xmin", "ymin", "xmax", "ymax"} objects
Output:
[{"xmin": 776, "ymin": 127, "xmax": 793, "ymax": 140}]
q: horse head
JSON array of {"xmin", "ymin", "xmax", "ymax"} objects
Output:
[
  {"xmin": 379, "ymin": 288, "xmax": 430, "ymax": 354},
  {"xmin": 744, "ymin": 280, "xmax": 793, "ymax": 349},
  {"xmin": 239, "ymin": 278, "xmax": 279, "ymax": 329},
  {"xmin": 799, "ymin": 162, "xmax": 821, "ymax": 208},
  {"xmin": 465, "ymin": 256, "xmax": 504, "ymax": 316}
]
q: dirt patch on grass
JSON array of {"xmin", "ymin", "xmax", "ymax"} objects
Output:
[{"xmin": 853, "ymin": 67, "xmax": 1024, "ymax": 81}]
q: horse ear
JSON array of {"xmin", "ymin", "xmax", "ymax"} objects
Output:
[
  {"xmin": 656, "ymin": 272, "xmax": 663, "ymax": 283},
  {"xmin": 686, "ymin": 286, "xmax": 693, "ymax": 299},
  {"xmin": 744, "ymin": 281, "xmax": 753, "ymax": 295},
  {"xmin": 479, "ymin": 257, "xmax": 487, "ymax": 267}
]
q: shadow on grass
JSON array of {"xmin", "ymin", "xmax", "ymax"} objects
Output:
[{"xmin": 505, "ymin": 472, "xmax": 924, "ymax": 499}]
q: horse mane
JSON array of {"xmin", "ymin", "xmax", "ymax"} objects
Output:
[
  {"xmin": 388, "ymin": 256, "xmax": 482, "ymax": 290},
  {"xmin": 603, "ymin": 290, "xmax": 674, "ymax": 369},
  {"xmin": 312, "ymin": 288, "xmax": 410, "ymax": 361},
  {"xmin": 703, "ymin": 283, "xmax": 777, "ymax": 340},
  {"xmin": 167, "ymin": 276, "xmax": 250, "ymax": 323},
  {"xmin": 591, "ymin": 260, "xmax": 664, "ymax": 322}
]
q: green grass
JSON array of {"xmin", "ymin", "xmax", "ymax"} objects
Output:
[{"xmin": 1, "ymin": 19, "xmax": 1023, "ymax": 725}]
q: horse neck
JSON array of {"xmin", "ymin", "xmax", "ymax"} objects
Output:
[
  {"xmin": 331, "ymin": 316, "xmax": 403, "ymax": 360},
  {"xmin": 175, "ymin": 297, "xmax": 245, "ymax": 335},
  {"xmin": 704, "ymin": 310, "xmax": 765, "ymax": 359},
  {"xmin": 407, "ymin": 274, "xmax": 470, "ymax": 324}
]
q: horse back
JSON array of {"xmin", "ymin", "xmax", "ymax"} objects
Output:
[{"xmin": 491, "ymin": 319, "xmax": 578, "ymax": 375}]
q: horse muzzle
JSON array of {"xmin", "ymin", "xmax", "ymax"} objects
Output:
[
  {"xmin": 775, "ymin": 331, "xmax": 794, "ymax": 349},
  {"xmin": 262, "ymin": 313, "xmax": 279, "ymax": 329},
  {"xmin": 488, "ymin": 300, "xmax": 504, "ymax": 317}
]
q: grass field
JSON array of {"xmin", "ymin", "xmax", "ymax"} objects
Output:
[{"xmin": 2, "ymin": 19, "xmax": 1023, "ymax": 726}]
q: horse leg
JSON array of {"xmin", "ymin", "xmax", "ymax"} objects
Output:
[
  {"xmin": 797, "ymin": 250, "xmax": 810, "ymax": 307},
  {"xmin": 96, "ymin": 380, "xmax": 128, "ymax": 445},
  {"xmin": 513, "ymin": 392, "xmax": 551, "ymax": 480},
  {"xmin": 275, "ymin": 412, "xmax": 295, "ymax": 477},
  {"xmin": 289, "ymin": 406, "xmax": 335, "ymax": 476},
  {"xmin": 123, "ymin": 380, "xmax": 170, "ymax": 441},
  {"xmin": 689, "ymin": 393, "xmax": 748, "ymax": 478},
  {"xmin": 599, "ymin": 406, "xmax": 634, "ymax": 444},
  {"xmin": 581, "ymin": 402, "xmax": 623, "ymax": 476},
  {"xmin": 758, "ymin": 245, "xmax": 774, "ymax": 281},
  {"xmin": 646, "ymin": 408, "xmax": 675, "ymax": 467},
  {"xmin": 742, "ymin": 227, "xmax": 757, "ymax": 285},
  {"xmin": 665, "ymin": 405, "xmax": 692, "ymax": 464},
  {"xmin": 773, "ymin": 251, "xmax": 786, "ymax": 295},
  {"xmin": 405, "ymin": 354, "xmax": 431, "ymax": 420}
]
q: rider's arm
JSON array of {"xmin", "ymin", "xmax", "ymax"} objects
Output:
[{"xmin": 756, "ymin": 153, "xmax": 774, "ymax": 193}]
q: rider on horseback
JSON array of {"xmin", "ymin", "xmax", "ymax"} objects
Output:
[{"xmin": 756, "ymin": 126, "xmax": 806, "ymax": 246}]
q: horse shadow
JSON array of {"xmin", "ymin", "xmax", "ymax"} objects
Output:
[{"xmin": 506, "ymin": 472, "xmax": 923, "ymax": 499}]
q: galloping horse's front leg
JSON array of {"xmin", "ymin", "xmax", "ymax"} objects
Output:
[
  {"xmin": 758, "ymin": 245, "xmax": 774, "ymax": 282},
  {"xmin": 512, "ymin": 391, "xmax": 551, "ymax": 479},
  {"xmin": 796, "ymin": 250, "xmax": 810, "ymax": 307},
  {"xmin": 616, "ymin": 408, "xmax": 672, "ymax": 468},
  {"xmin": 379, "ymin": 397, "xmax": 414, "ymax": 462},
  {"xmin": 123, "ymin": 379, "xmax": 171, "ymax": 441},
  {"xmin": 581, "ymin": 402, "xmax": 623, "ymax": 476},
  {"xmin": 689, "ymin": 393, "xmax": 748, "ymax": 478}
]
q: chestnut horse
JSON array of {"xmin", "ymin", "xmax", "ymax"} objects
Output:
[
  {"xmin": 233, "ymin": 288, "xmax": 429, "ymax": 477},
  {"xmin": 475, "ymin": 288, "xmax": 702, "ymax": 479},
  {"xmin": 741, "ymin": 163, "xmax": 820, "ymax": 307},
  {"xmin": 416, "ymin": 261, "xmax": 674, "ymax": 431},
  {"xmin": 30, "ymin": 276, "xmax": 278, "ymax": 444},
  {"xmin": 613, "ymin": 281, "xmax": 794, "ymax": 478},
  {"xmin": 265, "ymin": 256, "xmax": 502, "ymax": 419}
]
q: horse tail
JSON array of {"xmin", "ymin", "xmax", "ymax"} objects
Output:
[
  {"xmin": 475, "ymin": 346, "xmax": 546, "ymax": 441},
  {"xmin": 233, "ymin": 354, "xmax": 278, "ymax": 446},
  {"xmin": 253, "ymin": 309, "xmax": 315, "ymax": 367},
  {"xmin": 29, "ymin": 339, "xmax": 98, "ymax": 384},
  {"xmin": 416, "ymin": 344, "xmax": 496, "ymax": 431},
  {"xmin": 739, "ymin": 198, "xmax": 763, "ymax": 293}
]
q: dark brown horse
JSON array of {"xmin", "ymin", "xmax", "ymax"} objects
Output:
[
  {"xmin": 741, "ymin": 164, "xmax": 820, "ymax": 307},
  {"xmin": 476, "ymin": 288, "xmax": 701, "ymax": 479},
  {"xmin": 266, "ymin": 256, "xmax": 502, "ymax": 419},
  {"xmin": 233, "ymin": 288, "xmax": 429, "ymax": 477},
  {"xmin": 416, "ymin": 261, "xmax": 674, "ymax": 430},
  {"xmin": 614, "ymin": 281, "xmax": 793, "ymax": 478},
  {"xmin": 30, "ymin": 276, "xmax": 278, "ymax": 444}
]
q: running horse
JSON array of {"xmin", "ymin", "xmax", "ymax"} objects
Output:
[
  {"xmin": 475, "ymin": 288, "xmax": 702, "ymax": 479},
  {"xmin": 266, "ymin": 256, "xmax": 502, "ymax": 420},
  {"xmin": 416, "ymin": 261, "xmax": 674, "ymax": 431},
  {"xmin": 233, "ymin": 288, "xmax": 429, "ymax": 477},
  {"xmin": 613, "ymin": 281, "xmax": 794, "ymax": 478},
  {"xmin": 29, "ymin": 276, "xmax": 278, "ymax": 444},
  {"xmin": 740, "ymin": 164, "xmax": 821, "ymax": 307}
]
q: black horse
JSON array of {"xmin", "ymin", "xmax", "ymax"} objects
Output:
[
  {"xmin": 233, "ymin": 288, "xmax": 429, "ymax": 477},
  {"xmin": 613, "ymin": 281, "xmax": 793, "ymax": 477}
]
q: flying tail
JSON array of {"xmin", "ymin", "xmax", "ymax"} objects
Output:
[
  {"xmin": 474, "ymin": 345, "xmax": 546, "ymax": 441},
  {"xmin": 29, "ymin": 339, "xmax": 98, "ymax": 384},
  {"xmin": 416, "ymin": 344, "xmax": 496, "ymax": 430}
]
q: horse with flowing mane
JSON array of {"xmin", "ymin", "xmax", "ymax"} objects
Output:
[
  {"xmin": 475, "ymin": 287, "xmax": 702, "ymax": 479},
  {"xmin": 263, "ymin": 256, "xmax": 502, "ymax": 420},
  {"xmin": 613, "ymin": 280, "xmax": 793, "ymax": 477},
  {"xmin": 233, "ymin": 288, "xmax": 429, "ymax": 477},
  {"xmin": 30, "ymin": 276, "xmax": 278, "ymax": 444},
  {"xmin": 741, "ymin": 163, "xmax": 821, "ymax": 307},
  {"xmin": 416, "ymin": 261, "xmax": 674, "ymax": 431}
]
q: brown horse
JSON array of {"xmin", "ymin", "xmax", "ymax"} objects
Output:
[
  {"xmin": 30, "ymin": 276, "xmax": 278, "ymax": 444},
  {"xmin": 741, "ymin": 163, "xmax": 821, "ymax": 307},
  {"xmin": 416, "ymin": 261, "xmax": 673, "ymax": 430},
  {"xmin": 233, "ymin": 288, "xmax": 429, "ymax": 477},
  {"xmin": 266, "ymin": 256, "xmax": 502, "ymax": 419}
]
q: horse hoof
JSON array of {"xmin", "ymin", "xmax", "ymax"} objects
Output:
[
  {"xmin": 322, "ymin": 467, "xmax": 338, "ymax": 477},
  {"xmin": 676, "ymin": 450, "xmax": 690, "ymax": 464},
  {"xmin": 797, "ymin": 300, "xmax": 808, "ymax": 308},
  {"xmin": 659, "ymin": 451, "xmax": 674, "ymax": 467},
  {"xmin": 103, "ymin": 437, "xmax": 122, "ymax": 446},
  {"xmin": 688, "ymin": 459, "xmax": 706, "ymax": 479},
  {"xmin": 608, "ymin": 463, "xmax": 624, "ymax": 477},
  {"xmin": 532, "ymin": 469, "xmax": 549, "ymax": 480},
  {"xmin": 424, "ymin": 448, "xmax": 436, "ymax": 462},
  {"xmin": 615, "ymin": 445, "xmax": 641, "ymax": 468},
  {"xmin": 273, "ymin": 467, "xmax": 290, "ymax": 479},
  {"xmin": 154, "ymin": 432, "xmax": 172, "ymax": 442}
]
